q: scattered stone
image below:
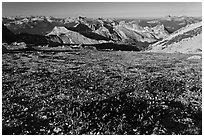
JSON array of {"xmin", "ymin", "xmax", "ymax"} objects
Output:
[{"xmin": 187, "ymin": 55, "xmax": 202, "ymax": 60}]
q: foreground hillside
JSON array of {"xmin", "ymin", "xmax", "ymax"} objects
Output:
[{"xmin": 2, "ymin": 48, "xmax": 202, "ymax": 135}]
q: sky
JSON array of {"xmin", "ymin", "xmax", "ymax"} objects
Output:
[{"xmin": 2, "ymin": 2, "xmax": 202, "ymax": 18}]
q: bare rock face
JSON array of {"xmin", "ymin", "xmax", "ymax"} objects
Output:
[
  {"xmin": 148, "ymin": 22, "xmax": 202, "ymax": 54},
  {"xmin": 46, "ymin": 35, "xmax": 63, "ymax": 46},
  {"xmin": 113, "ymin": 25, "xmax": 156, "ymax": 43},
  {"xmin": 95, "ymin": 26, "xmax": 112, "ymax": 39},
  {"xmin": 150, "ymin": 24, "xmax": 169, "ymax": 39},
  {"xmin": 113, "ymin": 21, "xmax": 169, "ymax": 43},
  {"xmin": 46, "ymin": 26, "xmax": 99, "ymax": 44}
]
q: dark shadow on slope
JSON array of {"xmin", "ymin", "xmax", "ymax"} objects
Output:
[
  {"xmin": 16, "ymin": 33, "xmax": 49, "ymax": 45},
  {"xmin": 80, "ymin": 31, "xmax": 112, "ymax": 41},
  {"xmin": 82, "ymin": 43, "xmax": 141, "ymax": 51},
  {"xmin": 3, "ymin": 42, "xmax": 149, "ymax": 53},
  {"xmin": 3, "ymin": 47, "xmax": 80, "ymax": 54},
  {"xmin": 2, "ymin": 25, "xmax": 63, "ymax": 47},
  {"xmin": 2, "ymin": 25, "xmax": 17, "ymax": 44},
  {"xmin": 66, "ymin": 24, "xmax": 112, "ymax": 41},
  {"xmin": 82, "ymin": 42, "xmax": 151, "ymax": 51},
  {"xmin": 16, "ymin": 33, "xmax": 63, "ymax": 46}
]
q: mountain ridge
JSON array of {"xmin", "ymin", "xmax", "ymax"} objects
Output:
[{"xmin": 2, "ymin": 15, "xmax": 202, "ymax": 52}]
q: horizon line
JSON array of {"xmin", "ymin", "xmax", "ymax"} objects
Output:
[{"xmin": 2, "ymin": 15, "xmax": 202, "ymax": 19}]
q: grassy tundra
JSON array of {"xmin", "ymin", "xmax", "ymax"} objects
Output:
[{"xmin": 2, "ymin": 48, "xmax": 202, "ymax": 135}]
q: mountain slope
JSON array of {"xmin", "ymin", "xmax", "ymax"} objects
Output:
[
  {"xmin": 2, "ymin": 24, "xmax": 63, "ymax": 46},
  {"xmin": 113, "ymin": 22, "xmax": 169, "ymax": 43},
  {"xmin": 2, "ymin": 16, "xmax": 201, "ymax": 51},
  {"xmin": 46, "ymin": 26, "xmax": 101, "ymax": 44},
  {"xmin": 148, "ymin": 22, "xmax": 202, "ymax": 54},
  {"xmin": 2, "ymin": 16, "xmax": 171, "ymax": 44}
]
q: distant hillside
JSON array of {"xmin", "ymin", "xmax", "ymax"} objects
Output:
[
  {"xmin": 138, "ymin": 15, "xmax": 201, "ymax": 33},
  {"xmin": 147, "ymin": 22, "xmax": 202, "ymax": 54},
  {"xmin": 2, "ymin": 24, "xmax": 62, "ymax": 46}
]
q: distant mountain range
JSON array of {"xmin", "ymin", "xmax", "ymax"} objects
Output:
[{"xmin": 2, "ymin": 15, "xmax": 202, "ymax": 52}]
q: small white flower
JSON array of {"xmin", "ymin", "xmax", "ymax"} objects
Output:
[
  {"xmin": 24, "ymin": 108, "xmax": 28, "ymax": 111},
  {"xmin": 42, "ymin": 115, "xmax": 47, "ymax": 119},
  {"xmin": 53, "ymin": 127, "xmax": 61, "ymax": 133}
]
